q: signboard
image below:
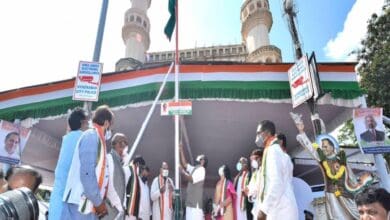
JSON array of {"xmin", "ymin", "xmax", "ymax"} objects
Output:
[
  {"xmin": 308, "ymin": 52, "xmax": 323, "ymax": 100},
  {"xmin": 0, "ymin": 120, "xmax": 31, "ymax": 165},
  {"xmin": 353, "ymin": 108, "xmax": 390, "ymax": 154},
  {"xmin": 73, "ymin": 61, "xmax": 103, "ymax": 102},
  {"xmin": 288, "ymin": 55, "xmax": 314, "ymax": 108},
  {"xmin": 161, "ymin": 101, "xmax": 192, "ymax": 116}
]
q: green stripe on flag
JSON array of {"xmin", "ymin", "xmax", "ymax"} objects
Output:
[
  {"xmin": 164, "ymin": 0, "xmax": 176, "ymax": 41},
  {"xmin": 0, "ymin": 81, "xmax": 362, "ymax": 121}
]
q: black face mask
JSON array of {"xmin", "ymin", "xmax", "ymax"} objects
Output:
[{"xmin": 141, "ymin": 176, "xmax": 147, "ymax": 183}]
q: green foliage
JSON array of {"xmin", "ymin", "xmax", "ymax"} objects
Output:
[
  {"xmin": 358, "ymin": 7, "xmax": 390, "ymax": 116},
  {"xmin": 338, "ymin": 7, "xmax": 390, "ymax": 163},
  {"xmin": 357, "ymin": 6, "xmax": 390, "ymax": 162},
  {"xmin": 337, "ymin": 119, "xmax": 357, "ymax": 146}
]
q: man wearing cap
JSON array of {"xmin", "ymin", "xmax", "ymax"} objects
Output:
[{"xmin": 179, "ymin": 143, "xmax": 207, "ymax": 220}]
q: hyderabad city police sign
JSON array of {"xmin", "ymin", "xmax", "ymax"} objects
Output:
[
  {"xmin": 73, "ymin": 61, "xmax": 103, "ymax": 102},
  {"xmin": 288, "ymin": 55, "xmax": 314, "ymax": 108}
]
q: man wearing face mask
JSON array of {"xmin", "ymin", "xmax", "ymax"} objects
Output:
[
  {"xmin": 151, "ymin": 162, "xmax": 174, "ymax": 220},
  {"xmin": 244, "ymin": 149, "xmax": 263, "ymax": 218},
  {"xmin": 102, "ymin": 133, "xmax": 128, "ymax": 220},
  {"xmin": 233, "ymin": 157, "xmax": 252, "ymax": 220},
  {"xmin": 138, "ymin": 166, "xmax": 152, "ymax": 220},
  {"xmin": 62, "ymin": 105, "xmax": 114, "ymax": 219},
  {"xmin": 124, "ymin": 155, "xmax": 148, "ymax": 220},
  {"xmin": 254, "ymin": 120, "xmax": 298, "ymax": 220},
  {"xmin": 179, "ymin": 143, "xmax": 207, "ymax": 220}
]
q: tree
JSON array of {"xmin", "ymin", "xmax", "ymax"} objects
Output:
[
  {"xmin": 337, "ymin": 119, "xmax": 357, "ymax": 146},
  {"xmin": 358, "ymin": 6, "xmax": 390, "ymax": 116},
  {"xmin": 338, "ymin": 5, "xmax": 390, "ymax": 165}
]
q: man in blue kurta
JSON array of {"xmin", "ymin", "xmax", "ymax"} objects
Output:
[{"xmin": 48, "ymin": 107, "xmax": 88, "ymax": 220}]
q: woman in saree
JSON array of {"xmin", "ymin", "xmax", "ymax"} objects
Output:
[{"xmin": 213, "ymin": 165, "xmax": 237, "ymax": 220}]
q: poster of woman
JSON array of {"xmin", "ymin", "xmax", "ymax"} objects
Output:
[{"xmin": 0, "ymin": 120, "xmax": 31, "ymax": 165}]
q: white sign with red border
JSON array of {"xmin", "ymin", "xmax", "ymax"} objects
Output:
[
  {"xmin": 161, "ymin": 101, "xmax": 192, "ymax": 116},
  {"xmin": 73, "ymin": 61, "xmax": 103, "ymax": 102},
  {"xmin": 288, "ymin": 55, "xmax": 314, "ymax": 108}
]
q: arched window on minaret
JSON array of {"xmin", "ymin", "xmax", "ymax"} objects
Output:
[
  {"xmin": 136, "ymin": 16, "xmax": 142, "ymax": 24},
  {"xmin": 264, "ymin": 0, "xmax": 268, "ymax": 9},
  {"xmin": 250, "ymin": 3, "xmax": 255, "ymax": 12}
]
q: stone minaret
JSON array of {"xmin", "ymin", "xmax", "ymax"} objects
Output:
[
  {"xmin": 116, "ymin": 0, "xmax": 151, "ymax": 71},
  {"xmin": 241, "ymin": 0, "xmax": 282, "ymax": 63}
]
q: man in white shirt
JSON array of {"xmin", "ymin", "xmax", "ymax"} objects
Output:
[
  {"xmin": 151, "ymin": 162, "xmax": 174, "ymax": 220},
  {"xmin": 254, "ymin": 120, "xmax": 298, "ymax": 220},
  {"xmin": 233, "ymin": 157, "xmax": 251, "ymax": 220},
  {"xmin": 244, "ymin": 149, "xmax": 263, "ymax": 219},
  {"xmin": 179, "ymin": 144, "xmax": 207, "ymax": 220}
]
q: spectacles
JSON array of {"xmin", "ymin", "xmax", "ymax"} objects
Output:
[{"xmin": 256, "ymin": 130, "xmax": 265, "ymax": 136}]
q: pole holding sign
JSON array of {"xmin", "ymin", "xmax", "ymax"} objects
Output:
[{"xmin": 73, "ymin": 61, "xmax": 103, "ymax": 102}]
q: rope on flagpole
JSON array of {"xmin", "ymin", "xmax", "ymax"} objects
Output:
[{"xmin": 123, "ymin": 62, "xmax": 175, "ymax": 166}]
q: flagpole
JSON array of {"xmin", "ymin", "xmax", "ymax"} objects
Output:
[{"xmin": 174, "ymin": 0, "xmax": 181, "ymax": 219}]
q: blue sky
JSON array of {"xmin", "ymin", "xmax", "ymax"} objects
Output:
[{"xmin": 0, "ymin": 0, "xmax": 385, "ymax": 92}]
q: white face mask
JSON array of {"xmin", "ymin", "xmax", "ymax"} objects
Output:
[
  {"xmin": 121, "ymin": 146, "xmax": 128, "ymax": 160},
  {"xmin": 255, "ymin": 135, "xmax": 264, "ymax": 148},
  {"xmin": 218, "ymin": 167, "xmax": 224, "ymax": 177},
  {"xmin": 162, "ymin": 169, "xmax": 169, "ymax": 177},
  {"xmin": 105, "ymin": 129, "xmax": 112, "ymax": 141},
  {"xmin": 255, "ymin": 124, "xmax": 265, "ymax": 148},
  {"xmin": 236, "ymin": 162, "xmax": 242, "ymax": 172},
  {"xmin": 251, "ymin": 160, "xmax": 259, "ymax": 169}
]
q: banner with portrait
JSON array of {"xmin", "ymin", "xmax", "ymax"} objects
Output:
[
  {"xmin": 353, "ymin": 108, "xmax": 390, "ymax": 154},
  {"xmin": 0, "ymin": 120, "xmax": 31, "ymax": 165}
]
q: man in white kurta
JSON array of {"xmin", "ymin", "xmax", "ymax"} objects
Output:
[
  {"xmin": 254, "ymin": 120, "xmax": 298, "ymax": 220},
  {"xmin": 246, "ymin": 149, "xmax": 263, "ymax": 219},
  {"xmin": 179, "ymin": 144, "xmax": 206, "ymax": 220},
  {"xmin": 151, "ymin": 162, "xmax": 174, "ymax": 220},
  {"xmin": 234, "ymin": 157, "xmax": 250, "ymax": 220},
  {"xmin": 138, "ymin": 169, "xmax": 152, "ymax": 220}
]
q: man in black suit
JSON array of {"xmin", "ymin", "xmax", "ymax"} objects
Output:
[{"xmin": 360, "ymin": 115, "xmax": 385, "ymax": 142}]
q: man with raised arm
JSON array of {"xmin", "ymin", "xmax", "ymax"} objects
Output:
[{"xmin": 179, "ymin": 143, "xmax": 207, "ymax": 220}]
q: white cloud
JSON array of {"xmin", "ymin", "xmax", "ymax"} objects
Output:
[{"xmin": 324, "ymin": 0, "xmax": 384, "ymax": 61}]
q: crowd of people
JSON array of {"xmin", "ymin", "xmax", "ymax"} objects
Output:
[{"xmin": 0, "ymin": 104, "xmax": 389, "ymax": 220}]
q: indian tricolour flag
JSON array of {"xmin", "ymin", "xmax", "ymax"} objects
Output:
[{"xmin": 164, "ymin": 0, "xmax": 176, "ymax": 41}]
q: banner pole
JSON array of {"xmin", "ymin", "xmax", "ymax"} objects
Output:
[
  {"xmin": 84, "ymin": 0, "xmax": 109, "ymax": 116},
  {"xmin": 174, "ymin": 0, "xmax": 181, "ymax": 219}
]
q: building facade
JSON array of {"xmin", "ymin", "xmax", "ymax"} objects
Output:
[{"xmin": 116, "ymin": 0, "xmax": 282, "ymax": 71}]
